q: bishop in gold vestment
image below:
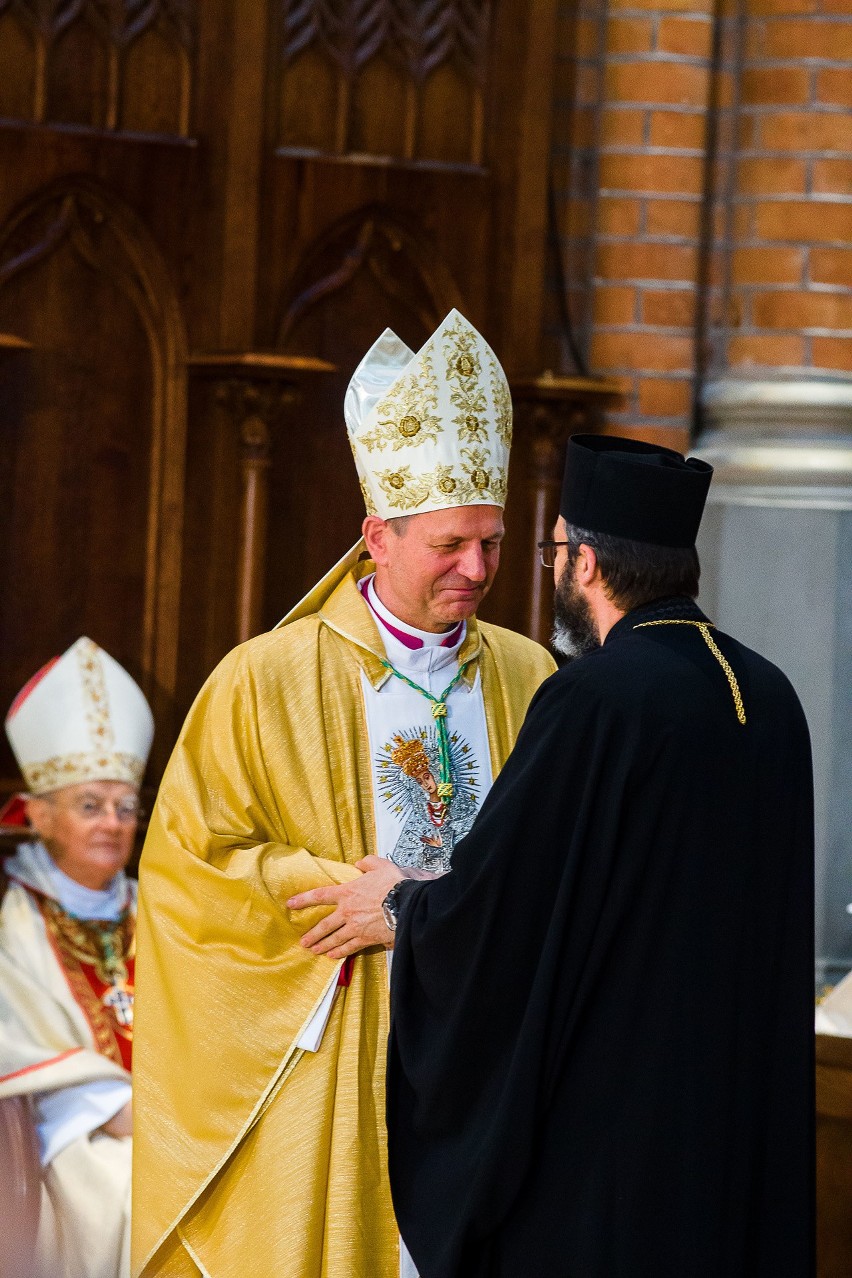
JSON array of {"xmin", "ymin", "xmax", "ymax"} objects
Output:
[
  {"xmin": 132, "ymin": 559, "xmax": 554, "ymax": 1277},
  {"xmin": 132, "ymin": 311, "xmax": 556, "ymax": 1277}
]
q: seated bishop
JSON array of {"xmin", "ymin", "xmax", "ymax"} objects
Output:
[{"xmin": 0, "ymin": 637, "xmax": 153, "ymax": 1278}]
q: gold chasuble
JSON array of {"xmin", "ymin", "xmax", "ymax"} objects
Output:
[{"xmin": 132, "ymin": 552, "xmax": 555, "ymax": 1278}]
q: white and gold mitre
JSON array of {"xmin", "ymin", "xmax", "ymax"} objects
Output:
[
  {"xmin": 5, "ymin": 637, "xmax": 154, "ymax": 795},
  {"xmin": 344, "ymin": 308, "xmax": 512, "ymax": 519}
]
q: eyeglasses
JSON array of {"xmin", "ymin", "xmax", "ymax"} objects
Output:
[
  {"xmin": 49, "ymin": 796, "xmax": 143, "ymax": 824},
  {"xmin": 537, "ymin": 540, "xmax": 571, "ymax": 569}
]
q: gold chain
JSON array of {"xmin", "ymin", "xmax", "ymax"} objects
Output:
[
  {"xmin": 41, "ymin": 897, "xmax": 134, "ymax": 986},
  {"xmin": 633, "ymin": 619, "xmax": 746, "ymax": 726}
]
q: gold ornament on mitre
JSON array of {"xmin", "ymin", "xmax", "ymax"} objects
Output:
[{"xmin": 344, "ymin": 308, "xmax": 512, "ymax": 519}]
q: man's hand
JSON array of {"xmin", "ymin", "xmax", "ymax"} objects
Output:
[
  {"xmin": 100, "ymin": 1099, "xmax": 132, "ymax": 1139},
  {"xmin": 287, "ymin": 856, "xmax": 404, "ymax": 958}
]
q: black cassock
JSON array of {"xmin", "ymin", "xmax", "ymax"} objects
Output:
[{"xmin": 387, "ymin": 596, "xmax": 814, "ymax": 1278}]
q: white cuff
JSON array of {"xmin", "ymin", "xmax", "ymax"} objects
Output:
[{"xmin": 33, "ymin": 1079, "xmax": 132, "ymax": 1166}]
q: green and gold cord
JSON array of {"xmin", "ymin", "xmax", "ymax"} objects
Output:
[{"xmin": 379, "ymin": 660, "xmax": 471, "ymax": 796}]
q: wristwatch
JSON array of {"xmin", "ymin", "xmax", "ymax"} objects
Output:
[{"xmin": 381, "ymin": 880, "xmax": 407, "ymax": 934}]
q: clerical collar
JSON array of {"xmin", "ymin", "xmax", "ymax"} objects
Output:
[
  {"xmin": 606, "ymin": 595, "xmax": 709, "ymax": 645},
  {"xmin": 359, "ymin": 574, "xmax": 465, "ymax": 651},
  {"xmin": 4, "ymin": 841, "xmax": 129, "ymax": 921}
]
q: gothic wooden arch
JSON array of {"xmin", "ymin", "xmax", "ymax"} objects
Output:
[
  {"xmin": 277, "ymin": 204, "xmax": 466, "ymax": 351},
  {"xmin": 0, "ymin": 176, "xmax": 188, "ymax": 761}
]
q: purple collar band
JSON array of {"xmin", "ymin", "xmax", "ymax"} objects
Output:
[{"xmin": 359, "ymin": 578, "xmax": 464, "ymax": 650}]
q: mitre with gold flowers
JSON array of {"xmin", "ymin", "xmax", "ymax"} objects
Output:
[{"xmin": 344, "ymin": 308, "xmax": 512, "ymax": 519}]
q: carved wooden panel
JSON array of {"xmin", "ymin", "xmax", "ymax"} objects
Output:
[
  {"xmin": 276, "ymin": 0, "xmax": 490, "ymax": 164},
  {"xmin": 0, "ymin": 0, "xmax": 194, "ymax": 136},
  {"xmin": 260, "ymin": 204, "xmax": 462, "ymax": 627},
  {"xmin": 0, "ymin": 180, "xmax": 187, "ymax": 778},
  {"xmin": 278, "ymin": 206, "xmax": 464, "ymax": 347}
]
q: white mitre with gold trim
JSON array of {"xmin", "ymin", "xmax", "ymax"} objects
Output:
[
  {"xmin": 345, "ymin": 308, "xmax": 512, "ymax": 519},
  {"xmin": 5, "ymin": 637, "xmax": 154, "ymax": 795}
]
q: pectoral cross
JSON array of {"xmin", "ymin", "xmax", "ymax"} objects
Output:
[{"xmin": 103, "ymin": 982, "xmax": 134, "ymax": 1028}]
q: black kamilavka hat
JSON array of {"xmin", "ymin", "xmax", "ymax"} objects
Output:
[{"xmin": 560, "ymin": 434, "xmax": 713, "ymax": 548}]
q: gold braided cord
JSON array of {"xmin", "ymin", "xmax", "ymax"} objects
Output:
[{"xmin": 633, "ymin": 619, "xmax": 746, "ymax": 726}]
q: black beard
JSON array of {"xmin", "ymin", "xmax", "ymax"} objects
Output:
[{"xmin": 552, "ymin": 567, "xmax": 600, "ymax": 660}]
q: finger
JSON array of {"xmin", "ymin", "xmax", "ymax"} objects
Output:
[
  {"xmin": 323, "ymin": 937, "xmax": 370, "ymax": 960},
  {"xmin": 355, "ymin": 855, "xmax": 384, "ymax": 871},
  {"xmin": 306, "ymin": 930, "xmax": 358, "ymax": 957},
  {"xmin": 300, "ymin": 914, "xmax": 346, "ymax": 948},
  {"xmin": 288, "ymin": 886, "xmax": 342, "ymax": 910}
]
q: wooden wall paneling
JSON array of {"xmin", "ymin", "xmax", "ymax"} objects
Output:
[
  {"xmin": 258, "ymin": 0, "xmax": 573, "ymax": 637},
  {"xmin": 186, "ymin": 354, "xmax": 335, "ymax": 650},
  {"xmin": 47, "ymin": 18, "xmax": 113, "ymax": 129},
  {"xmin": 277, "ymin": 208, "xmax": 465, "ymax": 350},
  {"xmin": 261, "ymin": 203, "xmax": 469, "ymax": 621},
  {"xmin": 0, "ymin": 9, "xmax": 37, "ymax": 121},
  {"xmin": 0, "ymin": 1, "xmax": 195, "ymax": 134},
  {"xmin": 175, "ymin": 377, "xmax": 242, "ymax": 714},
  {"xmin": 349, "ymin": 55, "xmax": 409, "ymax": 160},
  {"xmin": 276, "ymin": 0, "xmax": 490, "ymax": 165},
  {"xmin": 0, "ymin": 179, "xmax": 188, "ymax": 778},
  {"xmin": 119, "ymin": 22, "xmax": 194, "ymax": 138},
  {"xmin": 0, "ymin": 0, "xmax": 597, "ymax": 781},
  {"xmin": 215, "ymin": 0, "xmax": 272, "ymax": 350},
  {"xmin": 0, "ymin": 1, "xmax": 331, "ymax": 779},
  {"xmin": 485, "ymin": 0, "xmax": 560, "ymax": 372},
  {"xmin": 258, "ymin": 159, "xmax": 493, "ymax": 358}
]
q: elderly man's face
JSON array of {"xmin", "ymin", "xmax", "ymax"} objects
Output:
[
  {"xmin": 25, "ymin": 780, "xmax": 140, "ymax": 891},
  {"xmin": 364, "ymin": 505, "xmax": 504, "ymax": 632}
]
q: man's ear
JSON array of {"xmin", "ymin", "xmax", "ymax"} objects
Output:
[
  {"xmin": 575, "ymin": 543, "xmax": 600, "ymax": 587},
  {"xmin": 24, "ymin": 796, "xmax": 52, "ymax": 841},
  {"xmin": 362, "ymin": 516, "xmax": 391, "ymax": 565}
]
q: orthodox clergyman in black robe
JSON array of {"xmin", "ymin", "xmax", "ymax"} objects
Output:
[{"xmin": 384, "ymin": 434, "xmax": 815, "ymax": 1278}]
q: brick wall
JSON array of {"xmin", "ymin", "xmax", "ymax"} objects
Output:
[
  {"xmin": 551, "ymin": 0, "xmax": 852, "ymax": 446},
  {"xmin": 710, "ymin": 0, "xmax": 852, "ymax": 380}
]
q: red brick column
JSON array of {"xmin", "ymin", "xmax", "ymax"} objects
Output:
[
  {"xmin": 551, "ymin": 0, "xmax": 852, "ymax": 446},
  {"xmin": 709, "ymin": 0, "xmax": 852, "ymax": 381},
  {"xmin": 576, "ymin": 0, "xmax": 718, "ymax": 451}
]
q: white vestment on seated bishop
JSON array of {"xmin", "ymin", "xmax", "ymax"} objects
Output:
[{"xmin": 0, "ymin": 842, "xmax": 134, "ymax": 1278}]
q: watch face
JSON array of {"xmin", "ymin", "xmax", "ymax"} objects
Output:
[{"xmin": 382, "ymin": 901, "xmax": 398, "ymax": 932}]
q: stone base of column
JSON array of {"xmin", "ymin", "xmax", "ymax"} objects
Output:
[{"xmin": 698, "ymin": 376, "xmax": 852, "ymax": 992}]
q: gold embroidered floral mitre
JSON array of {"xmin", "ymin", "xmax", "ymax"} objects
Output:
[
  {"xmin": 344, "ymin": 309, "xmax": 512, "ymax": 519},
  {"xmin": 5, "ymin": 637, "xmax": 154, "ymax": 794}
]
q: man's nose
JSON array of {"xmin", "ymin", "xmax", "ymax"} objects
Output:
[
  {"xmin": 456, "ymin": 544, "xmax": 487, "ymax": 582},
  {"xmin": 98, "ymin": 804, "xmax": 123, "ymax": 831}
]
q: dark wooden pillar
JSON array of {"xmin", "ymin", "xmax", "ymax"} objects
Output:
[
  {"xmin": 212, "ymin": 385, "xmax": 276, "ymax": 645},
  {"xmin": 189, "ymin": 353, "xmax": 334, "ymax": 645},
  {"xmin": 234, "ymin": 405, "xmax": 272, "ymax": 644}
]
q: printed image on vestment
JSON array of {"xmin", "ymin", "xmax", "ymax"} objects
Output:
[{"xmin": 376, "ymin": 727, "xmax": 480, "ymax": 872}]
